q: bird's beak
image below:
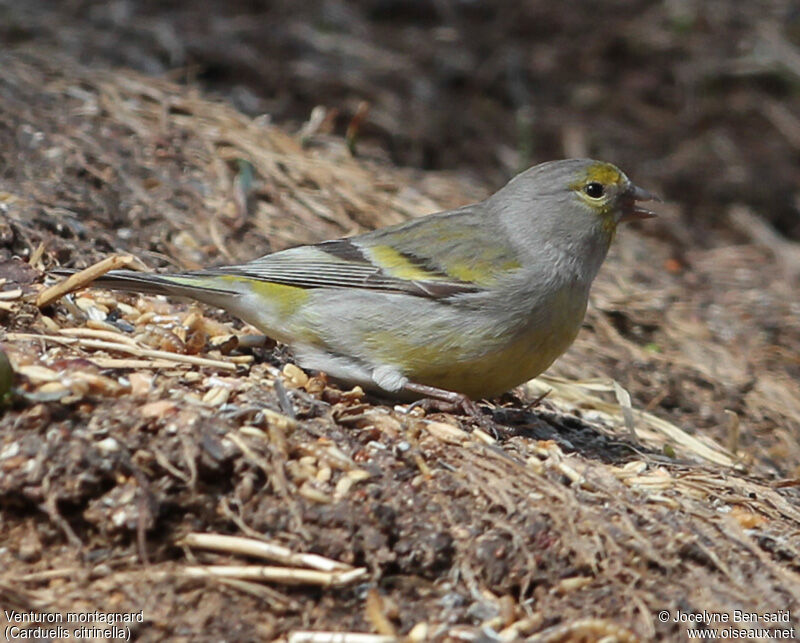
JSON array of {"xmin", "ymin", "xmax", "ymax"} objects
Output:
[{"xmin": 619, "ymin": 183, "xmax": 660, "ymax": 222}]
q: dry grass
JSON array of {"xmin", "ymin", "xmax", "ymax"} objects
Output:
[{"xmin": 0, "ymin": 49, "xmax": 799, "ymax": 641}]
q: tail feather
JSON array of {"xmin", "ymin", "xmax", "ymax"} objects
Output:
[{"xmin": 51, "ymin": 268, "xmax": 239, "ymax": 300}]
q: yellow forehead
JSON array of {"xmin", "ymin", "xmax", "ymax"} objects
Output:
[{"xmin": 585, "ymin": 163, "xmax": 624, "ymax": 186}]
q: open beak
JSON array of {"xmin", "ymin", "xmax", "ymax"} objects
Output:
[{"xmin": 619, "ymin": 184, "xmax": 660, "ymax": 222}]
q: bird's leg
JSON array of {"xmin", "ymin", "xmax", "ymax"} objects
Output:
[{"xmin": 403, "ymin": 381, "xmax": 484, "ymax": 418}]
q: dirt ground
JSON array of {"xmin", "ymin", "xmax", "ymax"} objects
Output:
[{"xmin": 1, "ymin": 2, "xmax": 799, "ymax": 642}]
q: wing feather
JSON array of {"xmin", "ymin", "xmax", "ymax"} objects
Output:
[
  {"xmin": 164, "ymin": 205, "xmax": 520, "ymax": 299},
  {"xmin": 203, "ymin": 239, "xmax": 482, "ymax": 298}
]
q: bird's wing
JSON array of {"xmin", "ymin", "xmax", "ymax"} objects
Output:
[{"xmin": 207, "ymin": 206, "xmax": 522, "ymax": 299}]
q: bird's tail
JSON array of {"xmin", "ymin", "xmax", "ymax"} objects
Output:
[{"xmin": 50, "ymin": 268, "xmax": 242, "ymax": 304}]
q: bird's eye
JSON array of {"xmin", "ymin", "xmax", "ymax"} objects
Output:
[{"xmin": 584, "ymin": 182, "xmax": 605, "ymax": 199}]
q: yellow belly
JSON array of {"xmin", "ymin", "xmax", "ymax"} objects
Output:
[
  {"xmin": 407, "ymin": 322, "xmax": 582, "ymax": 398},
  {"xmin": 365, "ymin": 293, "xmax": 587, "ymax": 398}
]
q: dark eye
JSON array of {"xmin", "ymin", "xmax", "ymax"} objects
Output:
[{"xmin": 584, "ymin": 182, "xmax": 605, "ymax": 199}]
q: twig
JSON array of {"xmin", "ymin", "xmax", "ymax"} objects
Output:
[
  {"xmin": 216, "ymin": 577, "xmax": 300, "ymax": 612},
  {"xmin": 613, "ymin": 380, "xmax": 638, "ymax": 442},
  {"xmin": 83, "ymin": 358, "xmax": 179, "ymax": 369},
  {"xmin": 4, "ymin": 332, "xmax": 239, "ymax": 372},
  {"xmin": 16, "ymin": 568, "xmax": 81, "ymax": 583},
  {"xmin": 365, "ymin": 588, "xmax": 397, "ymax": 637},
  {"xmin": 181, "ymin": 564, "xmax": 367, "ymax": 586},
  {"xmin": 0, "ymin": 288, "xmax": 23, "ymax": 300},
  {"xmin": 58, "ymin": 326, "xmax": 140, "ymax": 346},
  {"xmin": 289, "ymin": 633, "xmax": 395, "ymax": 643},
  {"xmin": 181, "ymin": 533, "xmax": 352, "ymax": 571},
  {"xmin": 346, "ymin": 101, "xmax": 370, "ymax": 157},
  {"xmin": 36, "ymin": 255, "xmax": 141, "ymax": 307}
]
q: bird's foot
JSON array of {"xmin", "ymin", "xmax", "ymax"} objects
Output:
[{"xmin": 403, "ymin": 382, "xmax": 484, "ymax": 419}]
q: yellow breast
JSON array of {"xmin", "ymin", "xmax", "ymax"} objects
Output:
[{"xmin": 369, "ymin": 286, "xmax": 588, "ymax": 398}]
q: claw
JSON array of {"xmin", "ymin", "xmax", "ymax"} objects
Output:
[{"xmin": 403, "ymin": 382, "xmax": 484, "ymax": 418}]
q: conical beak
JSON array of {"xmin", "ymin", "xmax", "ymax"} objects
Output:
[{"xmin": 619, "ymin": 183, "xmax": 660, "ymax": 222}]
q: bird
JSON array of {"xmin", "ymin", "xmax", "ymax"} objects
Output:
[{"xmin": 54, "ymin": 159, "xmax": 658, "ymax": 409}]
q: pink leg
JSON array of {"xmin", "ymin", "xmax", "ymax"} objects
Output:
[{"xmin": 403, "ymin": 381, "xmax": 483, "ymax": 417}]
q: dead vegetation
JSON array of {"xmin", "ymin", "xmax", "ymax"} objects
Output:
[{"xmin": 0, "ymin": 46, "xmax": 799, "ymax": 642}]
